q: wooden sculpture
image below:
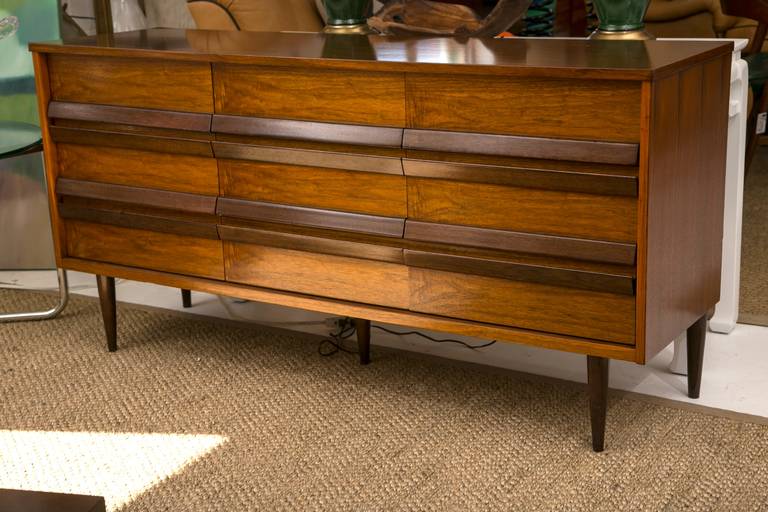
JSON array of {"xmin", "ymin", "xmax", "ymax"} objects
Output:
[{"xmin": 368, "ymin": 0, "xmax": 531, "ymax": 37}]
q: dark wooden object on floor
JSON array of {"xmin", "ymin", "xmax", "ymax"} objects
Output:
[
  {"xmin": 96, "ymin": 275, "xmax": 116, "ymax": 352},
  {"xmin": 181, "ymin": 289, "xmax": 192, "ymax": 308},
  {"xmin": 587, "ymin": 356, "xmax": 609, "ymax": 452},
  {"xmin": 355, "ymin": 318, "xmax": 371, "ymax": 365},
  {"xmin": 0, "ymin": 488, "xmax": 105, "ymax": 512},
  {"xmin": 30, "ymin": 31, "xmax": 732, "ymax": 452},
  {"xmin": 686, "ymin": 315, "xmax": 707, "ymax": 399}
]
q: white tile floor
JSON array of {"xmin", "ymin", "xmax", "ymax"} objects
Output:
[{"xmin": 2, "ymin": 269, "xmax": 767, "ymax": 419}]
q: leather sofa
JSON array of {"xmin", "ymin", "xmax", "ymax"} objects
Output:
[
  {"xmin": 186, "ymin": 0, "xmax": 324, "ymax": 32},
  {"xmin": 645, "ymin": 0, "xmax": 763, "ymax": 48}
]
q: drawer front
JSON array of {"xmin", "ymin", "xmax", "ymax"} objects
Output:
[
  {"xmin": 58, "ymin": 144, "xmax": 219, "ymax": 195},
  {"xmin": 220, "ymin": 159, "xmax": 406, "ymax": 217},
  {"xmin": 214, "ymin": 64, "xmax": 405, "ymax": 126},
  {"xmin": 410, "ymin": 268, "xmax": 635, "ymax": 344},
  {"xmin": 406, "ymin": 74, "xmax": 641, "ymax": 143},
  {"xmin": 407, "ymin": 177, "xmax": 637, "ymax": 243},
  {"xmin": 49, "ymin": 55, "xmax": 214, "ymax": 113},
  {"xmin": 224, "ymin": 243, "xmax": 409, "ymax": 308},
  {"xmin": 65, "ymin": 221, "xmax": 224, "ymax": 279}
]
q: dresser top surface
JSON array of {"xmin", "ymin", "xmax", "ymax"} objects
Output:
[{"xmin": 30, "ymin": 28, "xmax": 732, "ymax": 80}]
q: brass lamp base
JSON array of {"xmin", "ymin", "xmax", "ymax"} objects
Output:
[
  {"xmin": 589, "ymin": 28, "xmax": 654, "ymax": 40},
  {"xmin": 323, "ymin": 23, "xmax": 373, "ymax": 34}
]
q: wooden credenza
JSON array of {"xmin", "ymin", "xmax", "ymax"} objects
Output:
[{"xmin": 30, "ymin": 30, "xmax": 732, "ymax": 451}]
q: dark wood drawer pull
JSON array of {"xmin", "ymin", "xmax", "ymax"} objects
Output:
[
  {"xmin": 403, "ymin": 129, "xmax": 639, "ymax": 166},
  {"xmin": 217, "ymin": 198, "xmax": 405, "ymax": 238},
  {"xmin": 59, "ymin": 204, "xmax": 219, "ymax": 239},
  {"xmin": 212, "ymin": 115, "xmax": 403, "ymax": 148},
  {"xmin": 219, "ymin": 225, "xmax": 404, "ymax": 263},
  {"xmin": 49, "ymin": 101, "xmax": 212, "ymax": 132},
  {"xmin": 405, "ymin": 221, "xmax": 636, "ymax": 265},
  {"xmin": 213, "ymin": 142, "xmax": 403, "ymax": 175},
  {"xmin": 50, "ymin": 127, "xmax": 213, "ymax": 157},
  {"xmin": 56, "ymin": 178, "xmax": 217, "ymax": 214},
  {"xmin": 403, "ymin": 159, "xmax": 637, "ymax": 196},
  {"xmin": 404, "ymin": 250, "xmax": 634, "ymax": 295}
]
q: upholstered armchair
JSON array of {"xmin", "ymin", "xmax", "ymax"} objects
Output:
[
  {"xmin": 186, "ymin": 0, "xmax": 325, "ymax": 32},
  {"xmin": 645, "ymin": 0, "xmax": 759, "ymax": 42}
]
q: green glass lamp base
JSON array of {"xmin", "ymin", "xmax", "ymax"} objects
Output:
[
  {"xmin": 323, "ymin": 23, "xmax": 373, "ymax": 34},
  {"xmin": 589, "ymin": 28, "xmax": 654, "ymax": 40}
]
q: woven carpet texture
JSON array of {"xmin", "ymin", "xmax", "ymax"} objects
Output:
[
  {"xmin": 1, "ymin": 290, "xmax": 767, "ymax": 511},
  {"xmin": 739, "ymin": 147, "xmax": 768, "ymax": 325}
]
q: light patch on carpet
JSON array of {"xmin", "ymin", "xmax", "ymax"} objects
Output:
[{"xmin": 0, "ymin": 430, "xmax": 226, "ymax": 511}]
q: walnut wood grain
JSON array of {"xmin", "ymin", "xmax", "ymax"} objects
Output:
[
  {"xmin": 218, "ymin": 225, "xmax": 404, "ymax": 263},
  {"xmin": 65, "ymin": 221, "xmax": 225, "ymax": 279},
  {"xmin": 641, "ymin": 55, "xmax": 730, "ymax": 362},
  {"xmin": 219, "ymin": 216, "xmax": 636, "ymax": 278},
  {"xmin": 213, "ymin": 142, "xmax": 404, "ymax": 175},
  {"xmin": 406, "ymin": 178, "xmax": 637, "ymax": 243},
  {"xmin": 217, "ymin": 198, "xmax": 405, "ymax": 238},
  {"xmin": 49, "ymin": 54, "xmax": 214, "ymax": 113},
  {"xmin": 61, "ymin": 195, "xmax": 218, "ymax": 225},
  {"xmin": 48, "ymin": 101, "xmax": 212, "ymax": 132},
  {"xmin": 214, "ymin": 64, "xmax": 405, "ymax": 126},
  {"xmin": 56, "ymin": 178, "xmax": 217, "ymax": 214},
  {"xmin": 212, "ymin": 115, "xmax": 403, "ymax": 148},
  {"xmin": 30, "ymin": 31, "xmax": 733, "ymax": 82},
  {"xmin": 50, "ymin": 127, "xmax": 214, "ymax": 157},
  {"xmin": 402, "ymin": 158, "xmax": 637, "ymax": 196},
  {"xmin": 403, "ymin": 250, "xmax": 634, "ymax": 295},
  {"xmin": 405, "ymin": 221, "xmax": 636, "ymax": 265},
  {"xmin": 403, "ymin": 131, "xmax": 639, "ymax": 165},
  {"xmin": 64, "ymin": 256, "xmax": 638, "ymax": 361},
  {"xmin": 225, "ymin": 243, "xmax": 409, "ymax": 308},
  {"xmin": 32, "ymin": 52, "xmax": 66, "ymax": 267},
  {"xmin": 54, "ymin": 118, "xmax": 213, "ymax": 141},
  {"xmin": 406, "ymin": 73, "xmax": 642, "ymax": 143},
  {"xmin": 410, "ymin": 268, "xmax": 635, "ymax": 344},
  {"xmin": 219, "ymin": 159, "xmax": 407, "ymax": 217},
  {"xmin": 58, "ymin": 144, "xmax": 218, "ymax": 195},
  {"xmin": 60, "ymin": 203, "xmax": 220, "ymax": 239}
]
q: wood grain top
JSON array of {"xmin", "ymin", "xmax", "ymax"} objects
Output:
[{"xmin": 29, "ymin": 29, "xmax": 732, "ymax": 80}]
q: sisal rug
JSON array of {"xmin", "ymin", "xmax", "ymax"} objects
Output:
[
  {"xmin": 739, "ymin": 147, "xmax": 768, "ymax": 325},
  {"xmin": 1, "ymin": 289, "xmax": 768, "ymax": 511}
]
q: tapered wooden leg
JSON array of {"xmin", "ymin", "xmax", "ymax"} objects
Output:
[
  {"xmin": 96, "ymin": 275, "xmax": 117, "ymax": 352},
  {"xmin": 181, "ymin": 289, "xmax": 192, "ymax": 308},
  {"xmin": 587, "ymin": 355, "xmax": 610, "ymax": 452},
  {"xmin": 354, "ymin": 319, "xmax": 371, "ymax": 365},
  {"xmin": 686, "ymin": 315, "xmax": 707, "ymax": 399}
]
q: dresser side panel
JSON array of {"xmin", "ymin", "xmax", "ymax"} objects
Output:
[{"xmin": 642, "ymin": 55, "xmax": 730, "ymax": 362}]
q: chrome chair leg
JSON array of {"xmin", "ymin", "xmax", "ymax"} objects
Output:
[{"xmin": 0, "ymin": 268, "xmax": 69, "ymax": 322}]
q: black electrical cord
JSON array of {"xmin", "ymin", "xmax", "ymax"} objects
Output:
[
  {"xmin": 372, "ymin": 325, "xmax": 497, "ymax": 349},
  {"xmin": 318, "ymin": 320, "xmax": 358, "ymax": 357},
  {"xmin": 318, "ymin": 318, "xmax": 497, "ymax": 357}
]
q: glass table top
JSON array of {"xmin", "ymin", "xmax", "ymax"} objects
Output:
[{"xmin": 0, "ymin": 120, "xmax": 41, "ymax": 157}]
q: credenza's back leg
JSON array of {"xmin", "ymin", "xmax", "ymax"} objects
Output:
[
  {"xmin": 587, "ymin": 355, "xmax": 610, "ymax": 452},
  {"xmin": 354, "ymin": 319, "xmax": 371, "ymax": 365},
  {"xmin": 181, "ymin": 289, "xmax": 192, "ymax": 308},
  {"xmin": 96, "ymin": 275, "xmax": 117, "ymax": 352},
  {"xmin": 686, "ymin": 315, "xmax": 707, "ymax": 399}
]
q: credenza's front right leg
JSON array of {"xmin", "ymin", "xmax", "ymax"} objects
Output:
[
  {"xmin": 96, "ymin": 275, "xmax": 117, "ymax": 352},
  {"xmin": 354, "ymin": 319, "xmax": 371, "ymax": 365},
  {"xmin": 181, "ymin": 289, "xmax": 192, "ymax": 308},
  {"xmin": 686, "ymin": 315, "xmax": 707, "ymax": 399},
  {"xmin": 587, "ymin": 355, "xmax": 610, "ymax": 452}
]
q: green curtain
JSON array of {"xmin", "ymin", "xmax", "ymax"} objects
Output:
[{"xmin": 0, "ymin": 0, "xmax": 60, "ymax": 126}]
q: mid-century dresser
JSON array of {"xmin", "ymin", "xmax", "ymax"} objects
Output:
[{"xmin": 30, "ymin": 30, "xmax": 732, "ymax": 451}]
